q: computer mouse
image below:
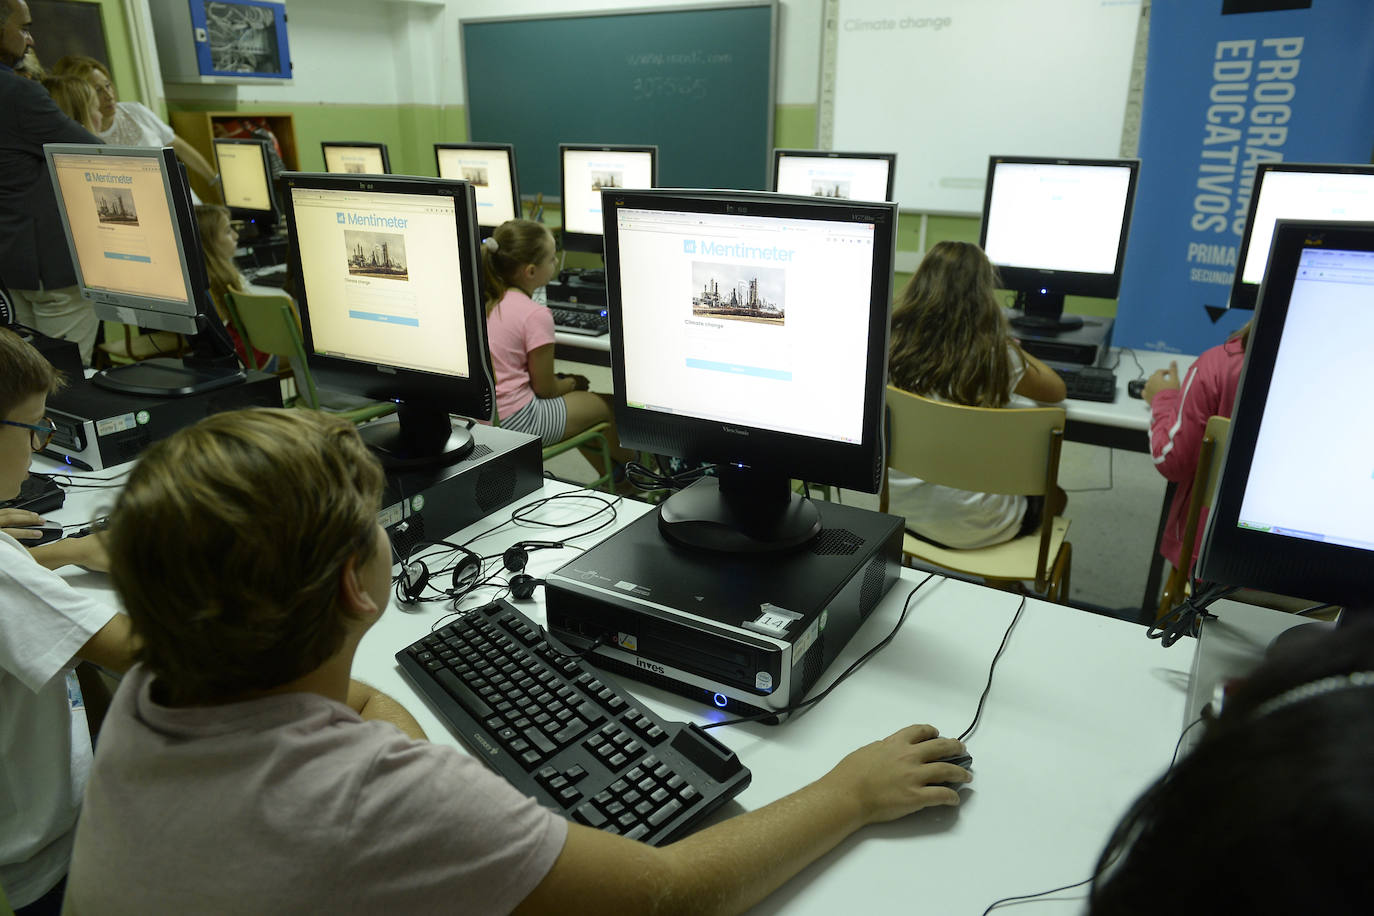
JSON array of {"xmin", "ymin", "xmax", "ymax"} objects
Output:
[
  {"xmin": 1127, "ymin": 379, "xmax": 1146, "ymax": 399},
  {"xmin": 934, "ymin": 752, "xmax": 973, "ymax": 791},
  {"xmin": 19, "ymin": 519, "xmax": 65, "ymax": 546}
]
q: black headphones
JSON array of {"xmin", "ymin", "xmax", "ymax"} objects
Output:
[
  {"xmin": 398, "ymin": 542, "xmax": 483, "ymax": 603},
  {"xmin": 502, "ymin": 540, "xmax": 562, "ymax": 600}
]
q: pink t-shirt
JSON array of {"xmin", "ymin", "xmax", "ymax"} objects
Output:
[
  {"xmin": 64, "ymin": 665, "xmax": 568, "ymax": 915},
  {"xmin": 486, "ymin": 287, "xmax": 556, "ymax": 423}
]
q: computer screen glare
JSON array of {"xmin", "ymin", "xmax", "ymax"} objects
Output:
[
  {"xmin": 773, "ymin": 152, "xmax": 893, "ymax": 202},
  {"xmin": 982, "ymin": 160, "xmax": 1134, "ymax": 275},
  {"xmin": 562, "ymin": 148, "xmax": 655, "ymax": 237},
  {"xmin": 1238, "ymin": 168, "xmax": 1374, "ymax": 287},
  {"xmin": 289, "ymin": 185, "xmax": 471, "ymax": 380},
  {"xmin": 213, "ymin": 139, "xmax": 273, "ymax": 213},
  {"xmin": 48, "ymin": 149, "xmax": 194, "ymax": 310},
  {"xmin": 322, "ymin": 144, "xmax": 389, "ymax": 175},
  {"xmin": 436, "ymin": 146, "xmax": 519, "ymax": 226},
  {"xmin": 616, "ymin": 208, "xmax": 876, "ymax": 445}
]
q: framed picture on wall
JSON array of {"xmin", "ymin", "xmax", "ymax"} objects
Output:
[{"xmin": 28, "ymin": 0, "xmax": 112, "ymax": 73}]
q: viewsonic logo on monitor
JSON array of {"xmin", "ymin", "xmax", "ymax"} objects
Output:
[{"xmin": 722, "ymin": 426, "xmax": 750, "ymax": 436}]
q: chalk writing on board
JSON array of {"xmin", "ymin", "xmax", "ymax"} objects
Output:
[
  {"xmin": 632, "ymin": 76, "xmax": 709, "ymax": 101},
  {"xmin": 626, "ymin": 51, "xmax": 734, "ymax": 66}
]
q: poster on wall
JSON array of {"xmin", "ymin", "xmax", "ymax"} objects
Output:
[{"xmin": 1114, "ymin": 0, "xmax": 1374, "ymax": 354}]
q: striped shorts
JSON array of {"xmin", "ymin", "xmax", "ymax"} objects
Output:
[{"xmin": 502, "ymin": 395, "xmax": 568, "ymax": 447}]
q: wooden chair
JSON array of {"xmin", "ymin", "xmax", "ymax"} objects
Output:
[
  {"xmin": 882, "ymin": 385, "xmax": 1073, "ymax": 601},
  {"xmin": 93, "ymin": 321, "xmax": 189, "ymax": 368},
  {"xmin": 1155, "ymin": 415, "xmax": 1231, "ymax": 621},
  {"xmin": 222, "ymin": 289, "xmax": 396, "ymax": 424}
]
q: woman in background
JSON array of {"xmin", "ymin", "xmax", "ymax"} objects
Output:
[{"xmin": 52, "ymin": 55, "xmax": 217, "ymax": 190}]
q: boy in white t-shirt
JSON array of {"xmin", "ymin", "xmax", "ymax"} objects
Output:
[
  {"xmin": 66, "ymin": 406, "xmax": 973, "ymax": 915},
  {"xmin": 0, "ymin": 328, "xmax": 134, "ymax": 914}
]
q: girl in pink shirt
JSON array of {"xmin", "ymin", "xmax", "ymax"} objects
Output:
[{"xmin": 481, "ymin": 219, "xmax": 632, "ymax": 480}]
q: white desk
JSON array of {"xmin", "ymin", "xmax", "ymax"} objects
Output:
[{"xmin": 45, "ymin": 469, "xmax": 1195, "ymax": 914}]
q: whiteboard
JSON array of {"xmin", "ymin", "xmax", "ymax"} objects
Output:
[{"xmin": 828, "ymin": 0, "xmax": 1142, "ymax": 213}]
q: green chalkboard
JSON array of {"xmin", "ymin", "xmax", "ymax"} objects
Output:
[{"xmin": 462, "ymin": 2, "xmax": 777, "ymax": 201}]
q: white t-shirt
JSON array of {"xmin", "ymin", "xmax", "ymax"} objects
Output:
[
  {"xmin": 96, "ymin": 101, "xmax": 175, "ymax": 148},
  {"xmin": 65, "ymin": 665, "xmax": 569, "ymax": 915},
  {"xmin": 886, "ymin": 346, "xmax": 1029, "ymax": 549},
  {"xmin": 0, "ymin": 533, "xmax": 116, "ymax": 907}
]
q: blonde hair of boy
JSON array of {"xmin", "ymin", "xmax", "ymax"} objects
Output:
[
  {"xmin": 480, "ymin": 218, "xmax": 554, "ymax": 313},
  {"xmin": 40, "ymin": 74, "xmax": 99, "ymax": 132},
  {"xmin": 888, "ymin": 240, "xmax": 1022, "ymax": 408},
  {"xmin": 0, "ymin": 327, "xmax": 64, "ymax": 417},
  {"xmin": 107, "ymin": 408, "xmax": 385, "ymax": 706}
]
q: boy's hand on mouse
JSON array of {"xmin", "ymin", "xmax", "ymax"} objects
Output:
[
  {"xmin": 1143, "ymin": 361, "xmax": 1179, "ymax": 404},
  {"xmin": 1, "ymin": 508, "xmax": 46, "ymax": 540},
  {"xmin": 820, "ymin": 724, "xmax": 970, "ymax": 825}
]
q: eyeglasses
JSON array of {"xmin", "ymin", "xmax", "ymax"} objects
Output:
[{"xmin": 1, "ymin": 417, "xmax": 57, "ymax": 452}]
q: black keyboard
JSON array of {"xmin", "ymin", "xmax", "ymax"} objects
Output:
[
  {"xmin": 245, "ymin": 267, "xmax": 291, "ymax": 289},
  {"xmin": 1057, "ymin": 365, "xmax": 1118, "ymax": 403},
  {"xmin": 550, "ymin": 301, "xmax": 609, "ymax": 336},
  {"xmin": 396, "ymin": 600, "xmax": 752, "ymax": 845}
]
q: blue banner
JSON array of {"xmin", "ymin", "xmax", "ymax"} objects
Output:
[{"xmin": 1114, "ymin": 0, "xmax": 1374, "ymax": 353}]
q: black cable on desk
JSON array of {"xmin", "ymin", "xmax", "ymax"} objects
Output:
[{"xmin": 957, "ymin": 593, "xmax": 1027, "ymax": 743}]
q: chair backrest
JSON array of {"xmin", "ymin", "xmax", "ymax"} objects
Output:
[
  {"xmin": 885, "ymin": 385, "xmax": 1067, "ymax": 496},
  {"xmin": 1177, "ymin": 414, "xmax": 1232, "ymax": 567},
  {"xmin": 223, "ymin": 289, "xmax": 320, "ymax": 409}
]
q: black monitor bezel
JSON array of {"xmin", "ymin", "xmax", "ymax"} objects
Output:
[
  {"xmin": 1197, "ymin": 219, "xmax": 1374, "ymax": 606},
  {"xmin": 320, "ymin": 141, "xmax": 392, "ymax": 176},
  {"xmin": 434, "ymin": 142, "xmax": 522, "ymax": 233},
  {"xmin": 601, "ymin": 188, "xmax": 897, "ymax": 494},
  {"xmin": 771, "ymin": 148, "xmax": 898, "ymax": 203},
  {"xmin": 1228, "ymin": 162, "xmax": 1374, "ymax": 311},
  {"xmin": 213, "ymin": 136, "xmax": 278, "ymax": 226},
  {"xmin": 977, "ymin": 155, "xmax": 1141, "ymax": 301},
  {"xmin": 279, "ymin": 172, "xmax": 495, "ymax": 423},
  {"xmin": 559, "ymin": 144, "xmax": 659, "ymax": 254}
]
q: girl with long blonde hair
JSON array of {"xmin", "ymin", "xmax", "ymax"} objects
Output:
[{"xmin": 886, "ymin": 241, "xmax": 1066, "ymax": 549}]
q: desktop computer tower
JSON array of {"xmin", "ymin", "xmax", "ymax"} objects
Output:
[
  {"xmin": 379, "ymin": 423, "xmax": 544, "ymax": 558},
  {"xmin": 44, "ymin": 371, "xmax": 283, "ymax": 470},
  {"xmin": 545, "ymin": 500, "xmax": 904, "ymax": 722},
  {"xmin": 1008, "ymin": 310, "xmax": 1115, "ymax": 366}
]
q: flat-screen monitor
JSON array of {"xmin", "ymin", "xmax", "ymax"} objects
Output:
[
  {"xmin": 435, "ymin": 143, "xmax": 520, "ymax": 235},
  {"xmin": 45, "ymin": 143, "xmax": 243, "ymax": 396},
  {"xmin": 280, "ymin": 172, "xmax": 494, "ymax": 469},
  {"xmin": 979, "ymin": 155, "xmax": 1140, "ymax": 332},
  {"xmin": 1228, "ymin": 163, "xmax": 1374, "ymax": 311},
  {"xmin": 213, "ymin": 137, "xmax": 278, "ymax": 234},
  {"xmin": 560, "ymin": 144, "xmax": 657, "ymax": 254},
  {"xmin": 772, "ymin": 149, "xmax": 896, "ymax": 202},
  {"xmin": 603, "ymin": 189, "xmax": 897, "ymax": 553},
  {"xmin": 321, "ymin": 142, "xmax": 391, "ymax": 175},
  {"xmin": 1197, "ymin": 220, "xmax": 1374, "ymax": 608}
]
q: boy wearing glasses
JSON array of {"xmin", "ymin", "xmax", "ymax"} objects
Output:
[{"xmin": 0, "ymin": 327, "xmax": 133, "ymax": 914}]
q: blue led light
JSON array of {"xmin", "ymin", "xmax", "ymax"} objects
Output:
[{"xmin": 713, "ymin": 692, "xmax": 728, "ymax": 708}]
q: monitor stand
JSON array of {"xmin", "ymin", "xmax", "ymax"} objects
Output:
[
  {"xmin": 92, "ymin": 358, "xmax": 246, "ymax": 398},
  {"xmin": 657, "ymin": 470, "xmax": 821, "ymax": 554},
  {"xmin": 361, "ymin": 401, "xmax": 476, "ymax": 471},
  {"xmin": 1009, "ymin": 289, "xmax": 1083, "ymax": 332}
]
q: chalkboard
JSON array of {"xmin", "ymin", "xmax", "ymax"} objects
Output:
[{"xmin": 461, "ymin": 2, "xmax": 777, "ymax": 201}]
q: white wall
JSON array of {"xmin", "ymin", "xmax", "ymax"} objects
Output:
[{"xmin": 217, "ymin": 0, "xmax": 820, "ymax": 107}]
